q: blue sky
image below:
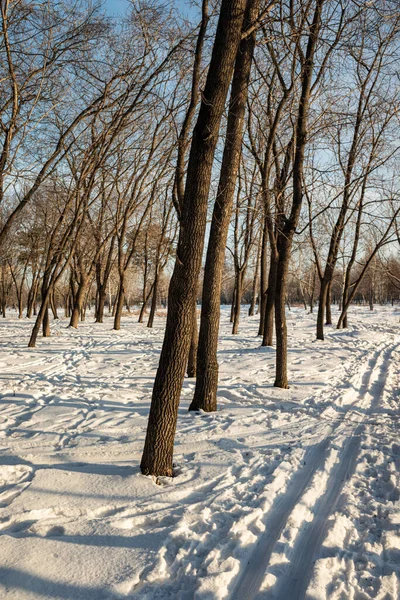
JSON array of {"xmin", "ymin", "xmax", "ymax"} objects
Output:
[
  {"xmin": 105, "ymin": 0, "xmax": 128, "ymax": 16},
  {"xmin": 105, "ymin": 0, "xmax": 198, "ymax": 18}
]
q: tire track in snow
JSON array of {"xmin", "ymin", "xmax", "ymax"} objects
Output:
[{"xmin": 231, "ymin": 340, "xmax": 398, "ymax": 600}]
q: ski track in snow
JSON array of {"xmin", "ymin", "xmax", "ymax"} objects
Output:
[
  {"xmin": 0, "ymin": 306, "xmax": 399, "ymax": 599},
  {"xmin": 232, "ymin": 341, "xmax": 397, "ymax": 600}
]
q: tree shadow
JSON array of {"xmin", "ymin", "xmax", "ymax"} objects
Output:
[{"xmin": 0, "ymin": 567, "xmax": 116, "ymax": 600}]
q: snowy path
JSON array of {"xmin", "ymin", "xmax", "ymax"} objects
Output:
[
  {"xmin": 238, "ymin": 344, "xmax": 397, "ymax": 600},
  {"xmin": 275, "ymin": 344, "xmax": 395, "ymax": 600},
  {"xmin": 0, "ymin": 307, "xmax": 399, "ymax": 599}
]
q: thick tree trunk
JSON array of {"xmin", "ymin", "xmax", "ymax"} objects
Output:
[
  {"xmin": 338, "ymin": 280, "xmax": 349, "ymax": 329},
  {"xmin": 274, "ymin": 236, "xmax": 293, "ymax": 389},
  {"xmin": 18, "ymin": 294, "xmax": 23, "ymax": 319},
  {"xmin": 257, "ymin": 220, "xmax": 268, "ymax": 334},
  {"xmin": 38, "ymin": 274, "xmax": 52, "ymax": 338},
  {"xmin": 187, "ymin": 299, "xmax": 198, "ymax": 378},
  {"xmin": 338, "ymin": 301, "xmax": 348, "ymax": 329},
  {"xmin": 232, "ymin": 270, "xmax": 243, "ymax": 335},
  {"xmin": 70, "ymin": 280, "xmax": 87, "ymax": 328},
  {"xmin": 325, "ymin": 280, "xmax": 332, "ymax": 325},
  {"xmin": 230, "ymin": 284, "xmax": 236, "ymax": 323},
  {"xmin": 139, "ymin": 252, "xmax": 149, "ymax": 323},
  {"xmin": 27, "ymin": 277, "xmax": 38, "ymax": 318},
  {"xmin": 95, "ymin": 235, "xmax": 116, "ymax": 323},
  {"xmin": 29, "ymin": 275, "xmax": 52, "ymax": 345},
  {"xmin": 42, "ymin": 304, "xmax": 51, "ymax": 337},
  {"xmin": 189, "ymin": 0, "xmax": 258, "ymax": 412},
  {"xmin": 141, "ymin": 0, "xmax": 247, "ymax": 476},
  {"xmin": 29, "ymin": 299, "xmax": 49, "ymax": 347},
  {"xmin": 96, "ymin": 285, "xmax": 106, "ymax": 323},
  {"xmin": 309, "ymin": 266, "xmax": 316, "ymax": 313},
  {"xmin": 50, "ymin": 289, "xmax": 58, "ymax": 320},
  {"xmin": 249, "ymin": 236, "xmax": 261, "ymax": 317},
  {"xmin": 139, "ymin": 283, "xmax": 154, "ymax": 324},
  {"xmin": 274, "ymin": 0, "xmax": 324, "ymax": 387},
  {"xmin": 1, "ymin": 265, "xmax": 6, "ymax": 318},
  {"xmin": 27, "ymin": 289, "xmax": 33, "ymax": 318},
  {"xmin": 64, "ymin": 294, "xmax": 70, "ymax": 318},
  {"xmin": 147, "ymin": 272, "xmax": 158, "ymax": 328},
  {"xmin": 317, "ymin": 278, "xmax": 329, "ymax": 340},
  {"xmin": 262, "ymin": 249, "xmax": 278, "ymax": 346},
  {"xmin": 113, "ymin": 275, "xmax": 125, "ymax": 331}
]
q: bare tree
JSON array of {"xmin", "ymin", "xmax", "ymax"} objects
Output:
[{"xmin": 141, "ymin": 0, "xmax": 248, "ymax": 477}]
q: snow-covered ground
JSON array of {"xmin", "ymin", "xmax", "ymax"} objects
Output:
[{"xmin": 0, "ymin": 305, "xmax": 399, "ymax": 599}]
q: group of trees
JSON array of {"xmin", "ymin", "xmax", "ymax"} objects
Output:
[{"xmin": 1, "ymin": 0, "xmax": 400, "ymax": 476}]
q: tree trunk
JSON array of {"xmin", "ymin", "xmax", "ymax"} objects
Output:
[
  {"xmin": 187, "ymin": 299, "xmax": 198, "ymax": 378},
  {"xmin": 230, "ymin": 284, "xmax": 236, "ymax": 322},
  {"xmin": 257, "ymin": 219, "xmax": 268, "ymax": 334},
  {"xmin": 262, "ymin": 249, "xmax": 278, "ymax": 346},
  {"xmin": 189, "ymin": 0, "xmax": 258, "ymax": 412},
  {"xmin": 141, "ymin": 0, "xmax": 247, "ymax": 476},
  {"xmin": 37, "ymin": 274, "xmax": 52, "ymax": 338},
  {"xmin": 274, "ymin": 0, "xmax": 324, "ymax": 386},
  {"xmin": 96, "ymin": 285, "xmax": 106, "ymax": 323},
  {"xmin": 50, "ymin": 289, "xmax": 58, "ymax": 320},
  {"xmin": 18, "ymin": 293, "xmax": 23, "ymax": 319},
  {"xmin": 29, "ymin": 297, "xmax": 49, "ymax": 347},
  {"xmin": 70, "ymin": 279, "xmax": 87, "ymax": 328},
  {"xmin": 147, "ymin": 272, "xmax": 158, "ymax": 328},
  {"xmin": 64, "ymin": 294, "xmax": 70, "ymax": 318},
  {"xmin": 325, "ymin": 280, "xmax": 332, "ymax": 325},
  {"xmin": 139, "ymin": 283, "xmax": 154, "ymax": 324},
  {"xmin": 27, "ymin": 289, "xmax": 34, "ymax": 318},
  {"xmin": 317, "ymin": 278, "xmax": 329, "ymax": 340},
  {"xmin": 113, "ymin": 274, "xmax": 125, "ymax": 331},
  {"xmin": 232, "ymin": 270, "xmax": 243, "ymax": 334},
  {"xmin": 309, "ymin": 266, "xmax": 316, "ymax": 313},
  {"xmin": 42, "ymin": 303, "xmax": 51, "ymax": 337},
  {"xmin": 249, "ymin": 235, "xmax": 261, "ymax": 317},
  {"xmin": 274, "ymin": 241, "xmax": 290, "ymax": 389}
]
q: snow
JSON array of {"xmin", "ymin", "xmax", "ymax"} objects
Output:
[{"xmin": 0, "ymin": 305, "xmax": 399, "ymax": 599}]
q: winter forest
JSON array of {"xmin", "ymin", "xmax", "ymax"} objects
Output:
[{"xmin": 0, "ymin": 0, "xmax": 399, "ymax": 598}]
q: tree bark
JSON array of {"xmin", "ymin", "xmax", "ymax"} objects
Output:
[
  {"xmin": 232, "ymin": 270, "xmax": 243, "ymax": 335},
  {"xmin": 187, "ymin": 299, "xmax": 198, "ymax": 378},
  {"xmin": 50, "ymin": 289, "xmax": 58, "ymax": 320},
  {"xmin": 96, "ymin": 285, "xmax": 107, "ymax": 323},
  {"xmin": 139, "ymin": 283, "xmax": 154, "ymax": 324},
  {"xmin": 262, "ymin": 248, "xmax": 278, "ymax": 346},
  {"xmin": 257, "ymin": 218, "xmax": 268, "ymax": 334},
  {"xmin": 29, "ymin": 297, "xmax": 49, "ymax": 347},
  {"xmin": 70, "ymin": 279, "xmax": 88, "ymax": 328},
  {"xmin": 189, "ymin": 0, "xmax": 258, "ymax": 411},
  {"xmin": 274, "ymin": 238, "xmax": 290, "ymax": 388},
  {"xmin": 317, "ymin": 278, "xmax": 328, "ymax": 339},
  {"xmin": 113, "ymin": 275, "xmax": 125, "ymax": 331},
  {"xmin": 42, "ymin": 303, "xmax": 50, "ymax": 337},
  {"xmin": 249, "ymin": 234, "xmax": 261, "ymax": 317},
  {"xmin": 141, "ymin": 0, "xmax": 247, "ymax": 476},
  {"xmin": 147, "ymin": 271, "xmax": 159, "ymax": 328},
  {"xmin": 274, "ymin": 0, "xmax": 324, "ymax": 387},
  {"xmin": 230, "ymin": 285, "xmax": 236, "ymax": 323},
  {"xmin": 325, "ymin": 280, "xmax": 332, "ymax": 325}
]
